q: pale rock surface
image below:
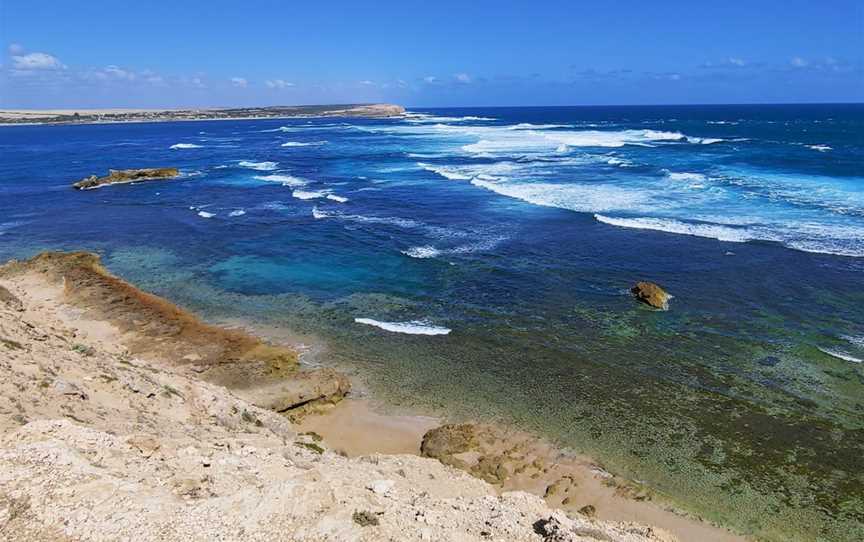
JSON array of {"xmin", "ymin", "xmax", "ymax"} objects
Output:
[{"xmin": 0, "ymin": 278, "xmax": 674, "ymax": 542}]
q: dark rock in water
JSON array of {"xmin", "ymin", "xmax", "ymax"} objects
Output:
[
  {"xmin": 73, "ymin": 168, "xmax": 180, "ymax": 190},
  {"xmin": 630, "ymin": 281, "xmax": 671, "ymax": 310},
  {"xmin": 758, "ymin": 356, "xmax": 781, "ymax": 367}
]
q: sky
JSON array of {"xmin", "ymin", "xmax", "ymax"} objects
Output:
[{"xmin": 1, "ymin": 0, "xmax": 862, "ymax": 108}]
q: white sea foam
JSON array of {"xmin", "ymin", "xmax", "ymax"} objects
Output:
[
  {"xmin": 686, "ymin": 137, "xmax": 725, "ymax": 144},
  {"xmin": 818, "ymin": 347, "xmax": 863, "ymax": 363},
  {"xmin": 281, "ymin": 141, "xmax": 327, "ymax": 147},
  {"xmin": 326, "ymin": 194, "xmax": 348, "ymax": 203},
  {"xmin": 311, "ymin": 207, "xmax": 423, "ymax": 229},
  {"xmin": 417, "ymin": 162, "xmax": 471, "ymax": 180},
  {"xmin": 842, "ymin": 335, "xmax": 864, "ymax": 348},
  {"xmin": 197, "ymin": 211, "xmax": 215, "ymax": 219},
  {"xmin": 666, "ymin": 172, "xmax": 708, "ymax": 182},
  {"xmin": 228, "ymin": 209, "xmax": 246, "ymax": 217},
  {"xmin": 471, "ymin": 176, "xmax": 645, "ymax": 213},
  {"xmin": 253, "ymin": 174, "xmax": 307, "ymax": 187},
  {"xmin": 354, "ymin": 318, "xmax": 451, "ymax": 336},
  {"xmin": 402, "ymin": 246, "xmax": 442, "ymax": 258},
  {"xmin": 594, "ymin": 215, "xmax": 753, "ymax": 243},
  {"xmin": 170, "ymin": 143, "xmax": 203, "ymax": 149},
  {"xmin": 292, "ymin": 190, "xmax": 327, "ymax": 200},
  {"xmin": 238, "ymin": 161, "xmax": 278, "ymax": 171},
  {"xmin": 807, "ymin": 144, "xmax": 832, "ymax": 152}
]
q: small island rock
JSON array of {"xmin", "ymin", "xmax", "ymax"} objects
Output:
[
  {"xmin": 631, "ymin": 281, "xmax": 671, "ymax": 310},
  {"xmin": 73, "ymin": 168, "xmax": 180, "ymax": 190}
]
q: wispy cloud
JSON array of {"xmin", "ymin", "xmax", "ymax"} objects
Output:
[
  {"xmin": 11, "ymin": 51, "xmax": 66, "ymax": 71},
  {"xmin": 265, "ymin": 79, "xmax": 294, "ymax": 89},
  {"xmin": 453, "ymin": 72, "xmax": 472, "ymax": 84},
  {"xmin": 230, "ymin": 77, "xmax": 248, "ymax": 88}
]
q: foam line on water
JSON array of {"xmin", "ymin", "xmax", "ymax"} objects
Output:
[{"xmin": 354, "ymin": 318, "xmax": 451, "ymax": 335}]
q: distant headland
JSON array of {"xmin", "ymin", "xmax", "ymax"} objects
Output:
[{"xmin": 0, "ymin": 103, "xmax": 405, "ymax": 126}]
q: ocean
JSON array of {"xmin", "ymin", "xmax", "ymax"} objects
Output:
[{"xmin": 1, "ymin": 104, "xmax": 862, "ymax": 540}]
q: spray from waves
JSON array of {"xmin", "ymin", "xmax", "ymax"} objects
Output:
[
  {"xmin": 170, "ymin": 143, "xmax": 203, "ymax": 149},
  {"xmin": 354, "ymin": 318, "xmax": 451, "ymax": 336},
  {"xmin": 281, "ymin": 141, "xmax": 328, "ymax": 147},
  {"xmin": 253, "ymin": 174, "xmax": 307, "ymax": 187},
  {"xmin": 238, "ymin": 161, "xmax": 278, "ymax": 171}
]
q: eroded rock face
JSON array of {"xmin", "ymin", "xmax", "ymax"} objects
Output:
[
  {"xmin": 0, "ymin": 284, "xmax": 23, "ymax": 312},
  {"xmin": 630, "ymin": 282, "xmax": 671, "ymax": 310},
  {"xmin": 72, "ymin": 168, "xmax": 180, "ymax": 190}
]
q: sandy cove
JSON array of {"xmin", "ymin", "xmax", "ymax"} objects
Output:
[{"xmin": 0, "ymin": 251, "xmax": 743, "ymax": 541}]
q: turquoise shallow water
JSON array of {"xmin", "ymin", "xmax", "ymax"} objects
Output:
[{"xmin": 1, "ymin": 104, "xmax": 863, "ymax": 540}]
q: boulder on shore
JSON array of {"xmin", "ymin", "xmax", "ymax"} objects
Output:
[
  {"xmin": 72, "ymin": 168, "xmax": 180, "ymax": 190},
  {"xmin": 631, "ymin": 281, "xmax": 671, "ymax": 310}
]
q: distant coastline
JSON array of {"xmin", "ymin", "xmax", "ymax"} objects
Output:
[{"xmin": 0, "ymin": 103, "xmax": 405, "ymax": 126}]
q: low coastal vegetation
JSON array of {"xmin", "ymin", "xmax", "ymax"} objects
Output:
[{"xmin": 0, "ymin": 104, "xmax": 405, "ymax": 126}]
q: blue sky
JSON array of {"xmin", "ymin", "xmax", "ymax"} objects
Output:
[{"xmin": 1, "ymin": 0, "xmax": 862, "ymax": 108}]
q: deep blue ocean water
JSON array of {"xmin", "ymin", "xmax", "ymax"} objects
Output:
[{"xmin": 2, "ymin": 104, "xmax": 863, "ymax": 540}]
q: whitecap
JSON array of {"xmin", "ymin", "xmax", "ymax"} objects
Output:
[
  {"xmin": 326, "ymin": 194, "xmax": 348, "ymax": 203},
  {"xmin": 292, "ymin": 190, "xmax": 328, "ymax": 200},
  {"xmin": 228, "ymin": 209, "xmax": 246, "ymax": 217},
  {"xmin": 594, "ymin": 215, "xmax": 753, "ymax": 243},
  {"xmin": 170, "ymin": 143, "xmax": 203, "ymax": 149},
  {"xmin": 807, "ymin": 144, "xmax": 832, "ymax": 152},
  {"xmin": 354, "ymin": 318, "xmax": 451, "ymax": 336},
  {"xmin": 666, "ymin": 172, "xmax": 708, "ymax": 182},
  {"xmin": 402, "ymin": 246, "xmax": 441, "ymax": 259},
  {"xmin": 197, "ymin": 211, "xmax": 215, "ymax": 219},
  {"xmin": 417, "ymin": 162, "xmax": 472, "ymax": 180},
  {"xmin": 281, "ymin": 140, "xmax": 328, "ymax": 147},
  {"xmin": 253, "ymin": 174, "xmax": 307, "ymax": 187},
  {"xmin": 687, "ymin": 137, "xmax": 725, "ymax": 144},
  {"xmin": 238, "ymin": 160, "xmax": 278, "ymax": 171}
]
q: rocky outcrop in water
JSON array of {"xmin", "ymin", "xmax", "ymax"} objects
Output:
[
  {"xmin": 72, "ymin": 168, "xmax": 180, "ymax": 190},
  {"xmin": 630, "ymin": 282, "xmax": 671, "ymax": 310}
]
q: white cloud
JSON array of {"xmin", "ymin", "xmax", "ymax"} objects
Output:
[
  {"xmin": 791, "ymin": 57, "xmax": 808, "ymax": 67},
  {"xmin": 12, "ymin": 51, "xmax": 65, "ymax": 71},
  {"xmin": 360, "ymin": 79, "xmax": 375, "ymax": 86},
  {"xmin": 727, "ymin": 57, "xmax": 746, "ymax": 66},
  {"xmin": 8, "ymin": 43, "xmax": 25, "ymax": 55},
  {"xmin": 423, "ymin": 75, "xmax": 438, "ymax": 84},
  {"xmin": 103, "ymin": 65, "xmax": 135, "ymax": 80},
  {"xmin": 454, "ymin": 72, "xmax": 472, "ymax": 83},
  {"xmin": 231, "ymin": 77, "xmax": 248, "ymax": 88},
  {"xmin": 266, "ymin": 79, "xmax": 294, "ymax": 89}
]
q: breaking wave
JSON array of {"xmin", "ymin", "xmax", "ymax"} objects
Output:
[{"xmin": 354, "ymin": 318, "xmax": 451, "ymax": 335}]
